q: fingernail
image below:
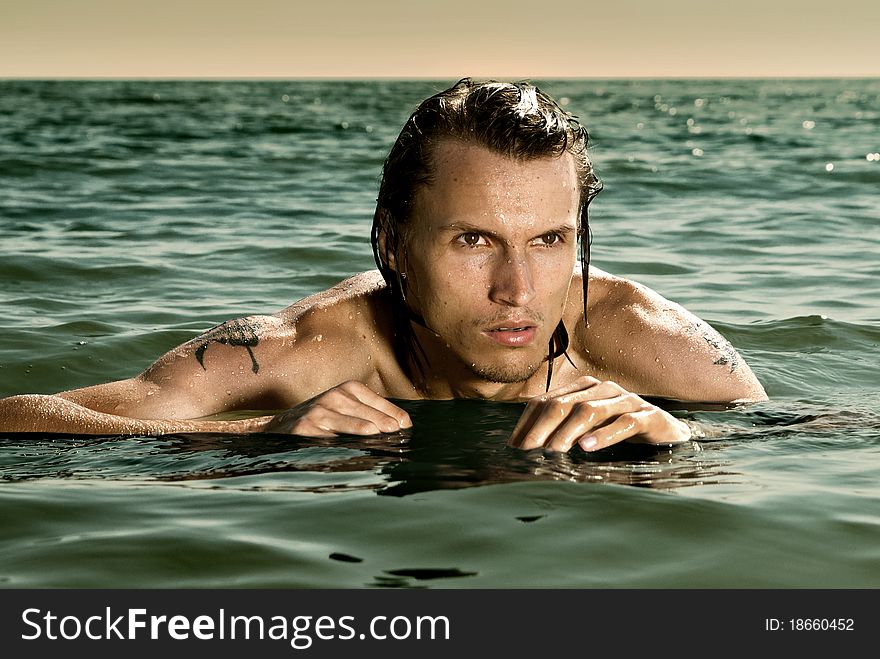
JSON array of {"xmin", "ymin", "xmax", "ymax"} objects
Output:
[{"xmin": 579, "ymin": 436, "xmax": 597, "ymax": 450}]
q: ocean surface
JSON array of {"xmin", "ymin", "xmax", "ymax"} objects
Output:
[{"xmin": 0, "ymin": 79, "xmax": 878, "ymax": 588}]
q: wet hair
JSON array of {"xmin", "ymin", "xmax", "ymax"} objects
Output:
[{"xmin": 371, "ymin": 78, "xmax": 603, "ymax": 392}]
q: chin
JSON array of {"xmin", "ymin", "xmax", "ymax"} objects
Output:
[{"xmin": 465, "ymin": 354, "xmax": 545, "ymax": 384}]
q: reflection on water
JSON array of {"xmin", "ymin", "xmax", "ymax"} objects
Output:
[{"xmin": 2, "ymin": 398, "xmax": 866, "ymax": 496}]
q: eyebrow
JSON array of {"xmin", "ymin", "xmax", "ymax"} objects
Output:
[{"xmin": 438, "ymin": 222, "xmax": 577, "ymax": 241}]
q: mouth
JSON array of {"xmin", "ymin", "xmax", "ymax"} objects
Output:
[{"xmin": 483, "ymin": 323, "xmax": 538, "ymax": 347}]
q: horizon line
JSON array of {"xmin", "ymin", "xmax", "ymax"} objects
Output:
[{"xmin": 3, "ymin": 74, "xmax": 880, "ymax": 81}]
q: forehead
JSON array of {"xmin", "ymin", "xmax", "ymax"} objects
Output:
[{"xmin": 411, "ymin": 140, "xmax": 579, "ymax": 232}]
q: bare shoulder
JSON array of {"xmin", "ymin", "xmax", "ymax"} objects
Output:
[
  {"xmin": 137, "ymin": 271, "xmax": 393, "ymax": 408},
  {"xmin": 175, "ymin": 271, "xmax": 388, "ymax": 365},
  {"xmin": 276, "ymin": 270, "xmax": 388, "ymax": 322},
  {"xmin": 53, "ymin": 272, "xmax": 393, "ymax": 420},
  {"xmin": 568, "ymin": 267, "xmax": 767, "ymax": 403},
  {"xmin": 274, "ymin": 271, "xmax": 390, "ymax": 351}
]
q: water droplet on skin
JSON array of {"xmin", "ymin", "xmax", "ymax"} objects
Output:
[{"xmin": 226, "ymin": 390, "xmax": 232, "ymax": 396}]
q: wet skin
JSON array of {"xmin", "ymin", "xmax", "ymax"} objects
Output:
[
  {"xmin": 393, "ymin": 139, "xmax": 581, "ymax": 398},
  {"xmin": 0, "ymin": 142, "xmax": 766, "ymax": 450}
]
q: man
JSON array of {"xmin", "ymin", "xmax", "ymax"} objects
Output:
[{"xmin": 0, "ymin": 79, "xmax": 766, "ymax": 453}]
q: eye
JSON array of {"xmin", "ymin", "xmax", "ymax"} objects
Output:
[
  {"xmin": 537, "ymin": 232, "xmax": 562, "ymax": 246},
  {"xmin": 457, "ymin": 232, "xmax": 487, "ymax": 247}
]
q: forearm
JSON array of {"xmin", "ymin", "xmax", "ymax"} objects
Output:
[{"xmin": 0, "ymin": 394, "xmax": 272, "ymax": 436}]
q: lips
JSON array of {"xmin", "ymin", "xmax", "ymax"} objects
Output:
[{"xmin": 483, "ymin": 322, "xmax": 538, "ymax": 347}]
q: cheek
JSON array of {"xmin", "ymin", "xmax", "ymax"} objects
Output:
[
  {"xmin": 408, "ymin": 257, "xmax": 492, "ymax": 327},
  {"xmin": 533, "ymin": 245, "xmax": 577, "ymax": 284},
  {"xmin": 425, "ymin": 264, "xmax": 489, "ymax": 307}
]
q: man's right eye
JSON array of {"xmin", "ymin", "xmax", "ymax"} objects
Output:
[{"xmin": 455, "ymin": 231, "xmax": 489, "ymax": 247}]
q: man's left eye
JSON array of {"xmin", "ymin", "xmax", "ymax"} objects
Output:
[{"xmin": 539, "ymin": 233, "xmax": 560, "ymax": 245}]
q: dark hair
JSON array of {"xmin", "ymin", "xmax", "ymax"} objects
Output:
[{"xmin": 371, "ymin": 78, "xmax": 603, "ymax": 391}]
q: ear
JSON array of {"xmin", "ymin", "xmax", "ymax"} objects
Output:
[{"xmin": 375, "ymin": 208, "xmax": 402, "ymax": 272}]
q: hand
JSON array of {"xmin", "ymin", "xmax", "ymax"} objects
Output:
[
  {"xmin": 508, "ymin": 376, "xmax": 691, "ymax": 453},
  {"xmin": 263, "ymin": 381, "xmax": 412, "ymax": 437}
]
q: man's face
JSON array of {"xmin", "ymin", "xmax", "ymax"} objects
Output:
[{"xmin": 403, "ymin": 140, "xmax": 580, "ymax": 384}]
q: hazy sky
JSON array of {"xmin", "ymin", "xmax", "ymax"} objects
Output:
[{"xmin": 2, "ymin": 0, "xmax": 878, "ymax": 78}]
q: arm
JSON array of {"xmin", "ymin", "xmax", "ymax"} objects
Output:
[
  {"xmin": 577, "ymin": 273, "xmax": 767, "ymax": 403},
  {"xmin": 0, "ymin": 392, "xmax": 272, "ymax": 435},
  {"xmin": 508, "ymin": 273, "xmax": 766, "ymax": 452},
  {"xmin": 1, "ymin": 301, "xmax": 410, "ymax": 437},
  {"xmin": 0, "ymin": 315, "xmax": 285, "ymax": 435},
  {"xmin": 0, "ymin": 381, "xmax": 409, "ymax": 437}
]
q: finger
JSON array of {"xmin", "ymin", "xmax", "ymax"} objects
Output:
[
  {"xmin": 512, "ymin": 386, "xmax": 647, "ymax": 451},
  {"xmin": 508, "ymin": 402, "xmax": 547, "ymax": 447},
  {"xmin": 338, "ymin": 381, "xmax": 412, "ymax": 428},
  {"xmin": 623, "ymin": 415, "xmax": 692, "ymax": 446},
  {"xmin": 580, "ymin": 410, "xmax": 691, "ymax": 451},
  {"xmin": 293, "ymin": 406, "xmax": 385, "ymax": 437},
  {"xmin": 555, "ymin": 380, "xmax": 630, "ymax": 404},
  {"xmin": 533, "ymin": 382, "xmax": 646, "ymax": 449},
  {"xmin": 317, "ymin": 387, "xmax": 408, "ymax": 434},
  {"xmin": 509, "ymin": 376, "xmax": 601, "ymax": 444},
  {"xmin": 577, "ymin": 409, "xmax": 651, "ymax": 451},
  {"xmin": 545, "ymin": 394, "xmax": 646, "ymax": 452}
]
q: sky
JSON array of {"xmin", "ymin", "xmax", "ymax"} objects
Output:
[{"xmin": 2, "ymin": 0, "xmax": 878, "ymax": 78}]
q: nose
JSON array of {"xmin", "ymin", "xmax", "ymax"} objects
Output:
[{"xmin": 488, "ymin": 251, "xmax": 536, "ymax": 307}]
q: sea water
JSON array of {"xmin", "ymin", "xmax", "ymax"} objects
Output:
[{"xmin": 0, "ymin": 79, "xmax": 878, "ymax": 587}]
